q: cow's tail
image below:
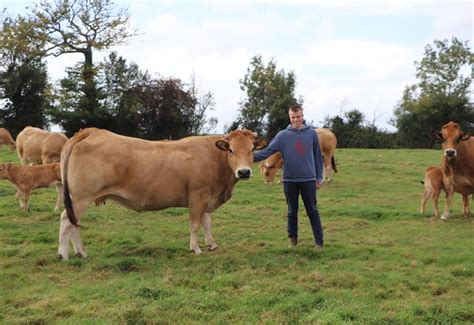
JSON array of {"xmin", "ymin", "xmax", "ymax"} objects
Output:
[
  {"xmin": 331, "ymin": 156, "xmax": 338, "ymax": 173},
  {"xmin": 62, "ymin": 129, "xmax": 90, "ymax": 227}
]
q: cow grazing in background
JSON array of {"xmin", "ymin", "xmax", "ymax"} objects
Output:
[
  {"xmin": 58, "ymin": 128, "xmax": 264, "ymax": 260},
  {"xmin": 0, "ymin": 163, "xmax": 62, "ymax": 211},
  {"xmin": 259, "ymin": 128, "xmax": 338, "ymax": 184},
  {"xmin": 16, "ymin": 126, "xmax": 68, "ymax": 165},
  {"xmin": 259, "ymin": 151, "xmax": 284, "ymax": 184},
  {"xmin": 0, "ymin": 128, "xmax": 16, "ymax": 151},
  {"xmin": 437, "ymin": 121, "xmax": 474, "ymax": 220},
  {"xmin": 419, "ymin": 166, "xmax": 470, "ymax": 217}
]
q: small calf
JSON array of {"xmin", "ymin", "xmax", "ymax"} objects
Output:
[
  {"xmin": 420, "ymin": 166, "xmax": 469, "ymax": 217},
  {"xmin": 0, "ymin": 162, "xmax": 62, "ymax": 211}
]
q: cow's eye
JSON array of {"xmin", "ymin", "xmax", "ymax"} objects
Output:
[{"xmin": 229, "ymin": 148, "xmax": 234, "ymax": 154}]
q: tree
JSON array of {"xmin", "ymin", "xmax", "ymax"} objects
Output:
[
  {"xmin": 324, "ymin": 109, "xmax": 396, "ymax": 148},
  {"xmin": 0, "ymin": 13, "xmax": 50, "ymax": 136},
  {"xmin": 9, "ymin": 0, "xmax": 137, "ymax": 132},
  {"xmin": 52, "ymin": 52, "xmax": 217, "ymax": 138},
  {"xmin": 187, "ymin": 75, "xmax": 217, "ymax": 135},
  {"xmin": 393, "ymin": 38, "xmax": 474, "ymax": 148},
  {"xmin": 232, "ymin": 55, "xmax": 299, "ymax": 138}
]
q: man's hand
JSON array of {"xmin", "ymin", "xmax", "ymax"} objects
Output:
[{"xmin": 316, "ymin": 180, "xmax": 322, "ymax": 189}]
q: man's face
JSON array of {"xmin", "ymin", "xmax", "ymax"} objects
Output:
[{"xmin": 289, "ymin": 109, "xmax": 303, "ymax": 129}]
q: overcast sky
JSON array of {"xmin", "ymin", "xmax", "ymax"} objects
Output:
[{"xmin": 4, "ymin": 0, "xmax": 473, "ymax": 133}]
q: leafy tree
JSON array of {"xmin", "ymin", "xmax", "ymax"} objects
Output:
[
  {"xmin": 393, "ymin": 38, "xmax": 474, "ymax": 148},
  {"xmin": 2, "ymin": 0, "xmax": 137, "ymax": 133},
  {"xmin": 232, "ymin": 55, "xmax": 299, "ymax": 138},
  {"xmin": 324, "ymin": 109, "xmax": 396, "ymax": 148},
  {"xmin": 0, "ymin": 13, "xmax": 50, "ymax": 136},
  {"xmin": 53, "ymin": 52, "xmax": 217, "ymax": 139}
]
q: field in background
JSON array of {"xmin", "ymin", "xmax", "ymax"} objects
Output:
[{"xmin": 0, "ymin": 146, "xmax": 472, "ymax": 323}]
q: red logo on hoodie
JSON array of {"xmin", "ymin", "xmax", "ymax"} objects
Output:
[{"xmin": 295, "ymin": 139, "xmax": 305, "ymax": 156}]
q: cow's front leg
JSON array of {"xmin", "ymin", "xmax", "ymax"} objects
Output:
[
  {"xmin": 202, "ymin": 212, "xmax": 217, "ymax": 251},
  {"xmin": 22, "ymin": 189, "xmax": 31, "ymax": 211},
  {"xmin": 189, "ymin": 218, "xmax": 202, "ymax": 255},
  {"xmin": 441, "ymin": 188, "xmax": 454, "ymax": 220},
  {"xmin": 15, "ymin": 189, "xmax": 25, "ymax": 209}
]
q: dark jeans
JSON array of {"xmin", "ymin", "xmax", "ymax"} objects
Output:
[{"xmin": 283, "ymin": 181, "xmax": 323, "ymax": 246}]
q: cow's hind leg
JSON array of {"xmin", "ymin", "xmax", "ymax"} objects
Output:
[
  {"xmin": 202, "ymin": 212, "xmax": 217, "ymax": 251},
  {"xmin": 58, "ymin": 199, "xmax": 89, "ymax": 260},
  {"xmin": 54, "ymin": 183, "xmax": 64, "ymax": 212},
  {"xmin": 420, "ymin": 185, "xmax": 431, "ymax": 214}
]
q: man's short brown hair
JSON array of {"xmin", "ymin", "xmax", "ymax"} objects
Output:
[{"xmin": 289, "ymin": 104, "xmax": 303, "ymax": 113}]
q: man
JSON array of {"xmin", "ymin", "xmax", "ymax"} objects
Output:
[{"xmin": 254, "ymin": 104, "xmax": 324, "ymax": 250}]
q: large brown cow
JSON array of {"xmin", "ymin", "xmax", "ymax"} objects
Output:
[
  {"xmin": 16, "ymin": 126, "xmax": 68, "ymax": 165},
  {"xmin": 58, "ymin": 128, "xmax": 263, "ymax": 259},
  {"xmin": 0, "ymin": 163, "xmax": 62, "ymax": 211},
  {"xmin": 419, "ymin": 166, "xmax": 469, "ymax": 217},
  {"xmin": 437, "ymin": 121, "xmax": 473, "ymax": 220},
  {"xmin": 0, "ymin": 128, "xmax": 16, "ymax": 150},
  {"xmin": 259, "ymin": 128, "xmax": 337, "ymax": 184}
]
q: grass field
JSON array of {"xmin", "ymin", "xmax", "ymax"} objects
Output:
[{"xmin": 0, "ymin": 146, "xmax": 472, "ymax": 324}]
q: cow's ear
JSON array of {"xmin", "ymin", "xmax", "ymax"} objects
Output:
[
  {"xmin": 460, "ymin": 133, "xmax": 470, "ymax": 141},
  {"xmin": 215, "ymin": 140, "xmax": 230, "ymax": 151},
  {"xmin": 254, "ymin": 138, "xmax": 268, "ymax": 150}
]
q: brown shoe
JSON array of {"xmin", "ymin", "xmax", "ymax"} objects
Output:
[
  {"xmin": 288, "ymin": 237, "xmax": 297, "ymax": 248},
  {"xmin": 314, "ymin": 244, "xmax": 323, "ymax": 252}
]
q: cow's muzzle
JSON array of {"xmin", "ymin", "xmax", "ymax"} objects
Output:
[
  {"xmin": 237, "ymin": 168, "xmax": 252, "ymax": 179},
  {"xmin": 444, "ymin": 149, "xmax": 457, "ymax": 159}
]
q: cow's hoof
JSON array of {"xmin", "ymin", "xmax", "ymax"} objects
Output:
[
  {"xmin": 58, "ymin": 254, "xmax": 68, "ymax": 261},
  {"xmin": 76, "ymin": 252, "xmax": 88, "ymax": 259},
  {"xmin": 207, "ymin": 244, "xmax": 218, "ymax": 251},
  {"xmin": 440, "ymin": 215, "xmax": 448, "ymax": 220},
  {"xmin": 193, "ymin": 248, "xmax": 202, "ymax": 255}
]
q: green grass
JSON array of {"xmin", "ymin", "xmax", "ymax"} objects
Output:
[{"xmin": 0, "ymin": 146, "xmax": 472, "ymax": 324}]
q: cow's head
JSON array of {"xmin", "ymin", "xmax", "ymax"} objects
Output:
[
  {"xmin": 0, "ymin": 163, "xmax": 12, "ymax": 179},
  {"xmin": 215, "ymin": 130, "xmax": 265, "ymax": 179},
  {"xmin": 259, "ymin": 162, "xmax": 279, "ymax": 184},
  {"xmin": 436, "ymin": 121, "xmax": 470, "ymax": 160}
]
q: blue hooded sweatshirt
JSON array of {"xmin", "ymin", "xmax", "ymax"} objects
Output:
[{"xmin": 254, "ymin": 125, "xmax": 323, "ymax": 183}]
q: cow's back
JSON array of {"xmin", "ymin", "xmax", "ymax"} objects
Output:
[{"xmin": 42, "ymin": 133, "xmax": 68, "ymax": 163}]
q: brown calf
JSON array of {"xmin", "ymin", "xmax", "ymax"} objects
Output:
[
  {"xmin": 419, "ymin": 166, "xmax": 470, "ymax": 217},
  {"xmin": 0, "ymin": 163, "xmax": 63, "ymax": 211}
]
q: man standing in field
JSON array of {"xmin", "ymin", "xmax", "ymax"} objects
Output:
[{"xmin": 254, "ymin": 104, "xmax": 324, "ymax": 250}]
